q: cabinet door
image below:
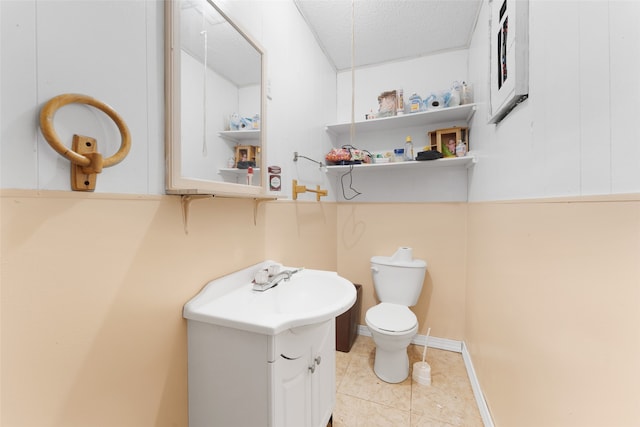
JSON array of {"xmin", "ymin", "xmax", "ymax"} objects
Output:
[
  {"xmin": 273, "ymin": 320, "xmax": 336, "ymax": 427},
  {"xmin": 274, "ymin": 351, "xmax": 312, "ymax": 427},
  {"xmin": 311, "ymin": 319, "xmax": 336, "ymax": 427}
]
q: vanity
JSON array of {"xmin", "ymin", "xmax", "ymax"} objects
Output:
[{"xmin": 183, "ymin": 262, "xmax": 357, "ymax": 427}]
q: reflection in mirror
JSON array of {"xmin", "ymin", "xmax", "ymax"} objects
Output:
[{"xmin": 166, "ymin": 0, "xmax": 267, "ymax": 196}]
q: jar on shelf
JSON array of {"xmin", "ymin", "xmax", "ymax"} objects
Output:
[{"xmin": 268, "ymin": 166, "xmax": 281, "ymax": 191}]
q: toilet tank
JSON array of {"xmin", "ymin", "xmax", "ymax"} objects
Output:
[{"xmin": 370, "ymin": 248, "xmax": 427, "ymax": 306}]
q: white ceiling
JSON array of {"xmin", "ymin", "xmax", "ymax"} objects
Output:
[{"xmin": 294, "ymin": 0, "xmax": 483, "ymax": 71}]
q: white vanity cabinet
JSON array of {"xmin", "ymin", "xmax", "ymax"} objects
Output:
[
  {"xmin": 183, "ymin": 263, "xmax": 356, "ymax": 427},
  {"xmin": 186, "ymin": 318, "xmax": 336, "ymax": 427}
]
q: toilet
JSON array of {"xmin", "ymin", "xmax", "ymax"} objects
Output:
[{"xmin": 365, "ymin": 247, "xmax": 427, "ymax": 383}]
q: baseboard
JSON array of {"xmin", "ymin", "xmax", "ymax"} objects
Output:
[
  {"xmin": 462, "ymin": 342, "xmax": 495, "ymax": 427},
  {"xmin": 356, "ymin": 325, "xmax": 494, "ymax": 427},
  {"xmin": 357, "ymin": 325, "xmax": 462, "ymax": 353}
]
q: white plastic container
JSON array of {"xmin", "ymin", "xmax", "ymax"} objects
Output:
[{"xmin": 412, "ymin": 361, "xmax": 431, "ymax": 385}]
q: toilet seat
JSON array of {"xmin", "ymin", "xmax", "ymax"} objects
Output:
[{"xmin": 366, "ymin": 303, "xmax": 417, "ymax": 333}]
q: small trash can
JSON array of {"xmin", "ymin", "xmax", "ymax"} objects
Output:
[{"xmin": 336, "ymin": 283, "xmax": 362, "ymax": 352}]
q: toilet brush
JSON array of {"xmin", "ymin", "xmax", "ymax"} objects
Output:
[{"xmin": 412, "ymin": 327, "xmax": 432, "ymax": 385}]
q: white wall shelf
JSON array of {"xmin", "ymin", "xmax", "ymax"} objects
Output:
[
  {"xmin": 219, "ymin": 167, "xmax": 260, "ymax": 174},
  {"xmin": 218, "ymin": 130, "xmax": 261, "ymax": 143},
  {"xmin": 325, "ymin": 104, "xmax": 476, "ymax": 136},
  {"xmin": 325, "ymin": 155, "xmax": 476, "ymax": 173}
]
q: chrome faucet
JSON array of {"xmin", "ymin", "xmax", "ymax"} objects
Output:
[{"xmin": 253, "ymin": 267, "xmax": 303, "ymax": 291}]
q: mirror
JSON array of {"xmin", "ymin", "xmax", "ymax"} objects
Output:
[{"xmin": 165, "ymin": 0, "xmax": 267, "ymax": 196}]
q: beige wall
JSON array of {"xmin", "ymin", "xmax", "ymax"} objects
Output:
[
  {"xmin": 262, "ymin": 201, "xmax": 337, "ymax": 271},
  {"xmin": 334, "ymin": 203, "xmax": 468, "ymax": 340},
  {"xmin": 265, "ymin": 201, "xmax": 469, "ymax": 340},
  {"xmin": 1, "ymin": 191, "xmax": 267, "ymax": 427},
  {"xmin": 465, "ymin": 196, "xmax": 640, "ymax": 427},
  {"xmin": 3, "ymin": 191, "xmax": 639, "ymax": 426}
]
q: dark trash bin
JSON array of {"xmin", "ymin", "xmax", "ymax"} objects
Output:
[{"xmin": 336, "ymin": 283, "xmax": 362, "ymax": 352}]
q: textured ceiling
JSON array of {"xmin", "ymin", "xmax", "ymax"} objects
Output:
[{"xmin": 294, "ymin": 0, "xmax": 482, "ymax": 71}]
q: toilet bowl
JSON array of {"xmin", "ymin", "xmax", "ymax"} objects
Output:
[
  {"xmin": 366, "ymin": 247, "xmax": 426, "ymax": 383},
  {"xmin": 366, "ymin": 303, "xmax": 418, "ymax": 383}
]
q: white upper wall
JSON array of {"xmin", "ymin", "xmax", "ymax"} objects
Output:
[
  {"xmin": 0, "ymin": 0, "xmax": 336, "ymax": 199},
  {"xmin": 1, "ymin": 0, "xmax": 164, "ymax": 193},
  {"xmin": 2, "ymin": 0, "xmax": 638, "ymax": 202},
  {"xmin": 336, "ymin": 50, "xmax": 468, "ymax": 124},
  {"xmin": 467, "ymin": 0, "xmax": 640, "ymax": 201}
]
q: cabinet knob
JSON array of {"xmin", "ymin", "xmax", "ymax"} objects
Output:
[
  {"xmin": 308, "ymin": 364, "xmax": 316, "ymax": 374},
  {"xmin": 314, "ymin": 356, "xmax": 322, "ymax": 366}
]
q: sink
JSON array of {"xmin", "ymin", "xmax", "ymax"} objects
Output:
[{"xmin": 183, "ymin": 261, "xmax": 357, "ymax": 335}]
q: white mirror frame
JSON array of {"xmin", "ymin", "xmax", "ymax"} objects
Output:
[{"xmin": 164, "ymin": 0, "xmax": 269, "ymax": 197}]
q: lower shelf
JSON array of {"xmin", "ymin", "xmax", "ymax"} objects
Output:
[
  {"xmin": 325, "ymin": 155, "xmax": 476, "ymax": 173},
  {"xmin": 219, "ymin": 167, "xmax": 261, "ymax": 175}
]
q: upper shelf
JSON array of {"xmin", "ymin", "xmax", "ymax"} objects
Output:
[
  {"xmin": 218, "ymin": 130, "xmax": 261, "ymax": 143},
  {"xmin": 325, "ymin": 104, "xmax": 476, "ymax": 136}
]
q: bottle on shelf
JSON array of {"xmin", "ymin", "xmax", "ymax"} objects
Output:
[
  {"xmin": 404, "ymin": 136, "xmax": 414, "ymax": 161},
  {"xmin": 409, "ymin": 93, "xmax": 423, "ymax": 113},
  {"xmin": 397, "ymin": 89, "xmax": 404, "ymax": 115},
  {"xmin": 461, "ymin": 81, "xmax": 474, "ymax": 105}
]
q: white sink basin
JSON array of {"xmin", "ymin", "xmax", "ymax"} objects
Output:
[{"xmin": 183, "ymin": 261, "xmax": 357, "ymax": 335}]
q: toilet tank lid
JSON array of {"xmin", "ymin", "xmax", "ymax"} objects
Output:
[{"xmin": 371, "ymin": 256, "xmax": 426, "ymax": 268}]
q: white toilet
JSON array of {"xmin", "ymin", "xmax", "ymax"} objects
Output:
[{"xmin": 365, "ymin": 247, "xmax": 427, "ymax": 383}]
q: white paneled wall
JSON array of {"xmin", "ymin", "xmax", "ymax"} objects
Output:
[
  {"xmin": 1, "ymin": 0, "xmax": 336, "ymax": 199},
  {"xmin": 2, "ymin": 0, "xmax": 638, "ymax": 201},
  {"xmin": 336, "ymin": 50, "xmax": 469, "ymax": 124},
  {"xmin": 467, "ymin": 0, "xmax": 640, "ymax": 201},
  {"xmin": 1, "ymin": 0, "xmax": 164, "ymax": 193}
]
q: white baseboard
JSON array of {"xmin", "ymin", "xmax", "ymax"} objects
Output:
[
  {"xmin": 357, "ymin": 325, "xmax": 462, "ymax": 352},
  {"xmin": 356, "ymin": 325, "xmax": 494, "ymax": 427},
  {"xmin": 462, "ymin": 342, "xmax": 494, "ymax": 427}
]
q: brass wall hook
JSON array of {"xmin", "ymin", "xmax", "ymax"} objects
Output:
[{"xmin": 292, "ymin": 179, "xmax": 328, "ymax": 201}]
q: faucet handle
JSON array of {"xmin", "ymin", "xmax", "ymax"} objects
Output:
[
  {"xmin": 254, "ymin": 269, "xmax": 269, "ymax": 284},
  {"xmin": 267, "ymin": 264, "xmax": 281, "ymax": 276}
]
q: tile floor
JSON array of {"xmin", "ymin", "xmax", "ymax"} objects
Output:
[{"xmin": 333, "ymin": 335, "xmax": 484, "ymax": 427}]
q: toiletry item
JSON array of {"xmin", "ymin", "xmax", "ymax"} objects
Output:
[
  {"xmin": 461, "ymin": 81, "xmax": 474, "ymax": 105},
  {"xmin": 404, "ymin": 136, "xmax": 414, "ymax": 161},
  {"xmin": 227, "ymin": 157, "xmax": 235, "ymax": 168},
  {"xmin": 229, "ymin": 113, "xmax": 241, "ymax": 130},
  {"xmin": 449, "ymin": 81, "xmax": 461, "ymax": 107},
  {"xmin": 396, "ymin": 89, "xmax": 404, "ymax": 115},
  {"xmin": 247, "ymin": 167, "xmax": 253, "ymax": 185},
  {"xmin": 393, "ymin": 148, "xmax": 405, "ymax": 162},
  {"xmin": 456, "ymin": 140, "xmax": 466, "ymax": 157},
  {"xmin": 409, "ymin": 93, "xmax": 422, "ymax": 113},
  {"xmin": 252, "ymin": 114, "xmax": 260, "ymax": 129},
  {"xmin": 424, "ymin": 93, "xmax": 445, "ymax": 110},
  {"xmin": 268, "ymin": 166, "xmax": 281, "ymax": 191}
]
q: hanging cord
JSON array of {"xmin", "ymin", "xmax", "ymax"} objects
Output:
[
  {"xmin": 339, "ymin": 144, "xmax": 367, "ymax": 200},
  {"xmin": 350, "ymin": 0, "xmax": 355, "ymax": 145},
  {"xmin": 200, "ymin": 0, "xmax": 208, "ymax": 156},
  {"xmin": 341, "ymin": 0, "xmax": 362, "ymax": 201},
  {"xmin": 340, "ymin": 165, "xmax": 362, "ymax": 200}
]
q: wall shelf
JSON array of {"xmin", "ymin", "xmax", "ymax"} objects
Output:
[
  {"xmin": 325, "ymin": 104, "xmax": 476, "ymax": 136},
  {"xmin": 325, "ymin": 155, "xmax": 476, "ymax": 174},
  {"xmin": 218, "ymin": 130, "xmax": 261, "ymax": 143},
  {"xmin": 219, "ymin": 167, "xmax": 260, "ymax": 174}
]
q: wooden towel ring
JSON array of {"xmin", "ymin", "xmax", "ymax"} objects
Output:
[{"xmin": 39, "ymin": 93, "xmax": 131, "ymax": 190}]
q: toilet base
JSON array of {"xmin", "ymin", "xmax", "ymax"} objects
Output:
[{"xmin": 373, "ymin": 346, "xmax": 410, "ymax": 383}]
